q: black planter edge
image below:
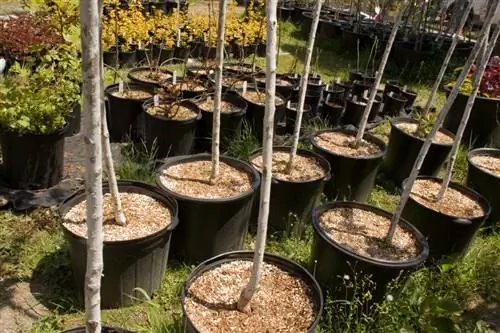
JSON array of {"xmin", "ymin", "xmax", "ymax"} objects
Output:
[
  {"xmin": 467, "ymin": 148, "xmax": 500, "ymax": 179},
  {"xmin": 142, "ymin": 99, "xmax": 202, "ymax": 124},
  {"xmin": 390, "ymin": 116, "xmax": 455, "ymax": 147},
  {"xmin": 60, "ymin": 326, "xmax": 132, "ymax": 333},
  {"xmin": 104, "ymin": 82, "xmax": 155, "ymax": 101}
]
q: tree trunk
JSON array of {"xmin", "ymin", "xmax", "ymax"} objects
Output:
[
  {"xmin": 80, "ymin": 0, "xmax": 103, "ymax": 331},
  {"xmin": 438, "ymin": 24, "xmax": 500, "ymax": 200},
  {"xmin": 447, "ymin": 0, "xmax": 467, "ymax": 34},
  {"xmin": 385, "ymin": 0, "xmax": 500, "ymax": 243},
  {"xmin": 237, "ymin": 0, "xmax": 278, "ymax": 313},
  {"xmin": 286, "ymin": 0, "xmax": 323, "ymax": 173},
  {"xmin": 354, "ymin": 0, "xmax": 408, "ymax": 145},
  {"xmin": 210, "ymin": 0, "xmax": 229, "ymax": 183}
]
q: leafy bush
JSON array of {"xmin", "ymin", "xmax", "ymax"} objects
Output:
[{"xmin": 449, "ymin": 56, "xmax": 500, "ymax": 99}]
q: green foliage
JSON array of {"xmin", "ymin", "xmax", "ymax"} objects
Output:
[
  {"xmin": 116, "ymin": 141, "xmax": 159, "ymax": 184},
  {"xmin": 224, "ymin": 121, "xmax": 260, "ymax": 161},
  {"xmin": 413, "ymin": 108, "xmax": 439, "ymax": 139},
  {"xmin": 0, "ymin": 45, "xmax": 80, "ymax": 135}
]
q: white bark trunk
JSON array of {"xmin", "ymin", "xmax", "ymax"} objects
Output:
[
  {"xmin": 237, "ymin": 0, "xmax": 278, "ymax": 313},
  {"xmin": 385, "ymin": 0, "xmax": 500, "ymax": 243},
  {"xmin": 286, "ymin": 0, "xmax": 323, "ymax": 173},
  {"xmin": 354, "ymin": 0, "xmax": 407, "ymax": 144},
  {"xmin": 210, "ymin": 0, "xmax": 228, "ymax": 183},
  {"xmin": 438, "ymin": 24, "xmax": 500, "ymax": 200},
  {"xmin": 80, "ymin": 0, "xmax": 103, "ymax": 331}
]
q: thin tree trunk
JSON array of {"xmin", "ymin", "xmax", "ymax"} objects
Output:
[
  {"xmin": 385, "ymin": 0, "xmax": 500, "ymax": 243},
  {"xmin": 286, "ymin": 0, "xmax": 323, "ymax": 173},
  {"xmin": 209, "ymin": 0, "xmax": 228, "ymax": 184},
  {"xmin": 447, "ymin": 0, "xmax": 467, "ymax": 34},
  {"xmin": 237, "ymin": 0, "xmax": 278, "ymax": 313},
  {"xmin": 80, "ymin": 0, "xmax": 103, "ymax": 331},
  {"xmin": 354, "ymin": 0, "xmax": 408, "ymax": 145},
  {"xmin": 437, "ymin": 24, "xmax": 500, "ymax": 200}
]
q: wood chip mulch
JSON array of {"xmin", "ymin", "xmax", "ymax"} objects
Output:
[
  {"xmin": 410, "ymin": 179, "xmax": 486, "ymax": 218},
  {"xmin": 159, "ymin": 160, "xmax": 252, "ymax": 199},
  {"xmin": 242, "ymin": 90, "xmax": 284, "ymax": 106},
  {"xmin": 146, "ymin": 104, "xmax": 198, "ymax": 121},
  {"xmin": 62, "ymin": 192, "xmax": 172, "ymax": 241},
  {"xmin": 396, "ymin": 122, "xmax": 454, "ymax": 144},
  {"xmin": 185, "ymin": 260, "xmax": 317, "ymax": 333},
  {"xmin": 470, "ymin": 154, "xmax": 500, "ymax": 177},
  {"xmin": 111, "ymin": 90, "xmax": 152, "ymax": 100},
  {"xmin": 319, "ymin": 207, "xmax": 420, "ymax": 261},
  {"xmin": 129, "ymin": 69, "xmax": 171, "ymax": 83},
  {"xmin": 313, "ymin": 131, "xmax": 382, "ymax": 157},
  {"xmin": 251, "ymin": 151, "xmax": 326, "ymax": 182},
  {"xmin": 197, "ymin": 99, "xmax": 242, "ymax": 113}
]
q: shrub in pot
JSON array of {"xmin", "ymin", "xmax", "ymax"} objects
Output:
[{"xmin": 0, "ymin": 47, "xmax": 80, "ymax": 190}]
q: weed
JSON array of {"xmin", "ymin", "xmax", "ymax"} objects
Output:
[
  {"xmin": 116, "ymin": 140, "xmax": 159, "ymax": 184},
  {"xmin": 224, "ymin": 121, "xmax": 260, "ymax": 161}
]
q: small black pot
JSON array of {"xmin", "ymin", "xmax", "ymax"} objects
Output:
[
  {"xmin": 60, "ymin": 327, "xmax": 132, "ymax": 333},
  {"xmin": 201, "ymin": 45, "xmax": 217, "ymax": 60},
  {"xmin": 312, "ymin": 129, "xmax": 387, "ymax": 202},
  {"xmin": 60, "ymin": 181, "xmax": 179, "ymax": 308},
  {"xmin": 348, "ymin": 70, "xmax": 364, "ymax": 82},
  {"xmin": 401, "ymin": 176, "xmax": 491, "ymax": 263},
  {"xmin": 285, "ymin": 102, "xmax": 312, "ymax": 134},
  {"xmin": 320, "ymin": 99, "xmax": 345, "ymax": 127},
  {"xmin": 335, "ymin": 80, "xmax": 353, "ymax": 100},
  {"xmin": 65, "ymin": 102, "xmax": 81, "ymax": 137},
  {"xmin": 384, "ymin": 117, "xmax": 454, "ymax": 185},
  {"xmin": 105, "ymin": 83, "xmax": 154, "ymax": 142},
  {"xmin": 0, "ymin": 125, "xmax": 67, "ymax": 190},
  {"xmin": 466, "ymin": 148, "xmax": 500, "ymax": 229},
  {"xmin": 324, "ymin": 85, "xmax": 346, "ymax": 101},
  {"xmin": 383, "ymin": 80, "xmax": 402, "ymax": 102},
  {"xmin": 343, "ymin": 95, "xmax": 381, "ymax": 126},
  {"xmin": 382, "ymin": 93, "xmax": 407, "ymax": 117},
  {"xmin": 248, "ymin": 147, "xmax": 331, "ymax": 233},
  {"xmin": 400, "ymin": 88, "xmax": 418, "ymax": 109},
  {"xmin": 311, "ymin": 201, "xmax": 429, "ymax": 300},
  {"xmin": 181, "ymin": 251, "xmax": 323, "ymax": 333},
  {"xmin": 118, "ymin": 50, "xmax": 137, "ymax": 67},
  {"xmin": 127, "ymin": 67, "xmax": 173, "ymax": 88},
  {"xmin": 139, "ymin": 99, "xmax": 201, "ymax": 158},
  {"xmin": 155, "ymin": 154, "xmax": 260, "ymax": 263},
  {"xmin": 103, "ymin": 49, "xmax": 119, "ymax": 67}
]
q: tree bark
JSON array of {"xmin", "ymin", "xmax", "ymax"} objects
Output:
[
  {"xmin": 80, "ymin": 0, "xmax": 103, "ymax": 331},
  {"xmin": 354, "ymin": 0, "xmax": 408, "ymax": 145},
  {"xmin": 385, "ymin": 0, "xmax": 500, "ymax": 243},
  {"xmin": 286, "ymin": 0, "xmax": 323, "ymax": 173},
  {"xmin": 438, "ymin": 24, "xmax": 500, "ymax": 200},
  {"xmin": 209, "ymin": 0, "xmax": 229, "ymax": 183},
  {"xmin": 237, "ymin": 0, "xmax": 278, "ymax": 313}
]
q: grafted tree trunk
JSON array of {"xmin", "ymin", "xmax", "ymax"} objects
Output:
[{"xmin": 237, "ymin": 0, "xmax": 278, "ymax": 313}]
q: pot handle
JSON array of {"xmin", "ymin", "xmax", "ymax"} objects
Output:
[{"xmin": 453, "ymin": 218, "xmax": 473, "ymax": 226}]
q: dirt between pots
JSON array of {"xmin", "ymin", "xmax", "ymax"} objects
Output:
[
  {"xmin": 251, "ymin": 151, "xmax": 326, "ymax": 182},
  {"xmin": 242, "ymin": 90, "xmax": 285, "ymax": 106},
  {"xmin": 410, "ymin": 179, "xmax": 486, "ymax": 218},
  {"xmin": 313, "ymin": 131, "xmax": 382, "ymax": 157},
  {"xmin": 396, "ymin": 122, "xmax": 454, "ymax": 145},
  {"xmin": 184, "ymin": 260, "xmax": 317, "ymax": 333},
  {"xmin": 129, "ymin": 69, "xmax": 171, "ymax": 84},
  {"xmin": 62, "ymin": 192, "xmax": 172, "ymax": 241},
  {"xmin": 197, "ymin": 99, "xmax": 242, "ymax": 113},
  {"xmin": 159, "ymin": 160, "xmax": 252, "ymax": 199},
  {"xmin": 471, "ymin": 154, "xmax": 500, "ymax": 177},
  {"xmin": 146, "ymin": 103, "xmax": 198, "ymax": 120},
  {"xmin": 111, "ymin": 89, "xmax": 153, "ymax": 100},
  {"xmin": 319, "ymin": 207, "xmax": 420, "ymax": 261}
]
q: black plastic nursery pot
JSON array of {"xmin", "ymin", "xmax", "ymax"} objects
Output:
[
  {"xmin": 139, "ymin": 99, "xmax": 201, "ymax": 158},
  {"xmin": 400, "ymin": 88, "xmax": 417, "ymax": 109},
  {"xmin": 155, "ymin": 154, "xmax": 260, "ymax": 263},
  {"xmin": 324, "ymin": 85, "xmax": 346, "ymax": 101},
  {"xmin": 382, "ymin": 93, "xmax": 407, "ymax": 117},
  {"xmin": 401, "ymin": 176, "xmax": 491, "ymax": 263},
  {"xmin": 348, "ymin": 70, "xmax": 364, "ymax": 82},
  {"xmin": 0, "ymin": 125, "xmax": 67, "ymax": 190},
  {"xmin": 312, "ymin": 129, "xmax": 387, "ymax": 202},
  {"xmin": 320, "ymin": 99, "xmax": 345, "ymax": 127},
  {"xmin": 105, "ymin": 83, "xmax": 154, "ymax": 142},
  {"xmin": 60, "ymin": 327, "xmax": 132, "ymax": 333},
  {"xmin": 60, "ymin": 181, "xmax": 179, "ymax": 308},
  {"xmin": 310, "ymin": 201, "xmax": 429, "ymax": 300},
  {"xmin": 285, "ymin": 102, "xmax": 312, "ymax": 134},
  {"xmin": 65, "ymin": 102, "xmax": 81, "ymax": 137},
  {"xmin": 118, "ymin": 50, "xmax": 137, "ymax": 67},
  {"xmin": 443, "ymin": 86, "xmax": 500, "ymax": 148},
  {"xmin": 127, "ymin": 67, "xmax": 173, "ymax": 88},
  {"xmin": 466, "ymin": 148, "xmax": 500, "ymax": 229},
  {"xmin": 383, "ymin": 80, "xmax": 402, "ymax": 102},
  {"xmin": 248, "ymin": 147, "xmax": 331, "ymax": 233},
  {"xmin": 103, "ymin": 49, "xmax": 119, "ymax": 67},
  {"xmin": 384, "ymin": 117, "xmax": 454, "ymax": 185},
  {"xmin": 181, "ymin": 251, "xmax": 323, "ymax": 333},
  {"xmin": 343, "ymin": 95, "xmax": 381, "ymax": 126}
]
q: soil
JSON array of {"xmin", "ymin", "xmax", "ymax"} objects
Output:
[
  {"xmin": 410, "ymin": 179, "xmax": 486, "ymax": 218},
  {"xmin": 319, "ymin": 207, "xmax": 420, "ymax": 261},
  {"xmin": 242, "ymin": 90, "xmax": 285, "ymax": 106},
  {"xmin": 313, "ymin": 131, "xmax": 382, "ymax": 157},
  {"xmin": 251, "ymin": 151, "xmax": 326, "ymax": 182},
  {"xmin": 129, "ymin": 68, "xmax": 171, "ymax": 84},
  {"xmin": 167, "ymin": 80, "xmax": 206, "ymax": 92},
  {"xmin": 111, "ymin": 89, "xmax": 153, "ymax": 100},
  {"xmin": 470, "ymin": 154, "xmax": 500, "ymax": 177},
  {"xmin": 222, "ymin": 76, "xmax": 247, "ymax": 89},
  {"xmin": 184, "ymin": 260, "xmax": 317, "ymax": 333},
  {"xmin": 146, "ymin": 103, "xmax": 198, "ymax": 120},
  {"xmin": 62, "ymin": 192, "xmax": 172, "ymax": 242},
  {"xmin": 197, "ymin": 99, "xmax": 243, "ymax": 113},
  {"xmin": 159, "ymin": 160, "xmax": 252, "ymax": 199},
  {"xmin": 397, "ymin": 122, "xmax": 454, "ymax": 145}
]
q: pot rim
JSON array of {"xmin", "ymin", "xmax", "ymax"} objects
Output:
[
  {"xmin": 467, "ymin": 148, "xmax": 500, "ymax": 179},
  {"xmin": 142, "ymin": 99, "xmax": 202, "ymax": 123},
  {"xmin": 105, "ymin": 82, "xmax": 154, "ymax": 101},
  {"xmin": 390, "ymin": 116, "xmax": 455, "ymax": 147},
  {"xmin": 443, "ymin": 84, "xmax": 500, "ymax": 102}
]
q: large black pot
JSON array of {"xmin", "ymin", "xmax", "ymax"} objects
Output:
[
  {"xmin": 311, "ymin": 201, "xmax": 429, "ymax": 300},
  {"xmin": 443, "ymin": 85, "xmax": 500, "ymax": 148},
  {"xmin": 60, "ymin": 327, "xmax": 131, "ymax": 333},
  {"xmin": 312, "ymin": 129, "xmax": 387, "ymax": 202},
  {"xmin": 155, "ymin": 154, "xmax": 260, "ymax": 263},
  {"xmin": 139, "ymin": 99, "xmax": 201, "ymax": 158},
  {"xmin": 285, "ymin": 101, "xmax": 313, "ymax": 134},
  {"xmin": 0, "ymin": 124, "xmax": 67, "ymax": 190},
  {"xmin": 466, "ymin": 148, "xmax": 500, "ymax": 229},
  {"xmin": 401, "ymin": 176, "xmax": 491, "ymax": 263},
  {"xmin": 343, "ymin": 95, "xmax": 381, "ymax": 126},
  {"xmin": 181, "ymin": 251, "xmax": 323, "ymax": 333},
  {"xmin": 382, "ymin": 93, "xmax": 407, "ymax": 116},
  {"xmin": 248, "ymin": 147, "xmax": 331, "ymax": 233},
  {"xmin": 320, "ymin": 99, "xmax": 345, "ymax": 127},
  {"xmin": 60, "ymin": 181, "xmax": 179, "ymax": 308},
  {"xmin": 384, "ymin": 117, "xmax": 454, "ymax": 185},
  {"xmin": 105, "ymin": 83, "xmax": 154, "ymax": 142}
]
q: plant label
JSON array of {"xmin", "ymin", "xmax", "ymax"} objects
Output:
[
  {"xmin": 403, "ymin": 85, "xmax": 407, "ymax": 92},
  {"xmin": 154, "ymin": 95, "xmax": 159, "ymax": 106},
  {"xmin": 242, "ymin": 81, "xmax": 247, "ymax": 94},
  {"xmin": 294, "ymin": 73, "xmax": 298, "ymax": 78},
  {"xmin": 326, "ymin": 93, "xmax": 330, "ymax": 103},
  {"xmin": 118, "ymin": 81, "xmax": 124, "ymax": 93},
  {"xmin": 286, "ymin": 100, "xmax": 291, "ymax": 109},
  {"xmin": 353, "ymin": 95, "xmax": 358, "ymax": 102},
  {"xmin": 173, "ymin": 71, "xmax": 177, "ymax": 84},
  {"xmin": 138, "ymin": 41, "xmax": 142, "ymax": 49},
  {"xmin": 319, "ymin": 79, "xmax": 322, "ymax": 85},
  {"xmin": 336, "ymin": 77, "xmax": 340, "ymax": 84},
  {"xmin": 207, "ymin": 96, "xmax": 211, "ymax": 102}
]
